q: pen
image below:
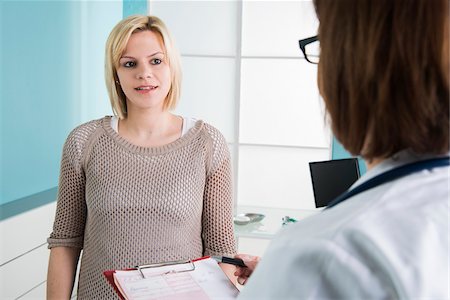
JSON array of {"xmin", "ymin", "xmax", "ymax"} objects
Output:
[{"xmin": 211, "ymin": 256, "xmax": 247, "ymax": 268}]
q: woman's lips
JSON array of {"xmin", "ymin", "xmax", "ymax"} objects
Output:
[{"xmin": 134, "ymin": 85, "xmax": 157, "ymax": 94}]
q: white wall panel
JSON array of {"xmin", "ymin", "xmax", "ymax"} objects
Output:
[
  {"xmin": 0, "ymin": 202, "xmax": 55, "ymax": 265},
  {"xmin": 18, "ymin": 281, "xmax": 46, "ymax": 300},
  {"xmin": 238, "ymin": 145, "xmax": 329, "ymax": 209},
  {"xmin": 240, "ymin": 58, "xmax": 329, "ymax": 147},
  {"xmin": 242, "ymin": 1, "xmax": 318, "ymax": 57},
  {"xmin": 0, "ymin": 244, "xmax": 48, "ymax": 300},
  {"xmin": 0, "ymin": 202, "xmax": 81, "ymax": 299},
  {"xmin": 150, "ymin": 1, "xmax": 239, "ymax": 56},
  {"xmin": 175, "ymin": 56, "xmax": 236, "ymax": 142}
]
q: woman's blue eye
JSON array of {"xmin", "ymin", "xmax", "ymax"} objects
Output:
[
  {"xmin": 151, "ymin": 58, "xmax": 162, "ymax": 65},
  {"xmin": 124, "ymin": 61, "xmax": 136, "ymax": 68}
]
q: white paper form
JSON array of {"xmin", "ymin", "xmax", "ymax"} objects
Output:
[{"xmin": 113, "ymin": 258, "xmax": 239, "ymax": 300}]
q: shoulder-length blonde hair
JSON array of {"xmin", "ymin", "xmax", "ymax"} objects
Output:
[{"xmin": 105, "ymin": 15, "xmax": 182, "ymax": 119}]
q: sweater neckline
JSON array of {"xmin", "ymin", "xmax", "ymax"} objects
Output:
[{"xmin": 101, "ymin": 116, "xmax": 204, "ymax": 155}]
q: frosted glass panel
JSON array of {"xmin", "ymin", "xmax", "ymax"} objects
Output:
[
  {"xmin": 242, "ymin": 1, "xmax": 318, "ymax": 57},
  {"xmin": 150, "ymin": 1, "xmax": 238, "ymax": 56},
  {"xmin": 240, "ymin": 58, "xmax": 329, "ymax": 147},
  {"xmin": 238, "ymin": 146, "xmax": 329, "ymax": 209},
  {"xmin": 175, "ymin": 57, "xmax": 235, "ymax": 142}
]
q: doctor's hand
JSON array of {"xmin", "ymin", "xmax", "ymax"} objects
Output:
[{"xmin": 233, "ymin": 254, "xmax": 261, "ymax": 285}]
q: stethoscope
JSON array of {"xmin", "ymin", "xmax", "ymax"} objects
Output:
[{"xmin": 327, "ymin": 156, "xmax": 450, "ymax": 209}]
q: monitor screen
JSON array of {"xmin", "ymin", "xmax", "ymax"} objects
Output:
[{"xmin": 309, "ymin": 158, "xmax": 361, "ymax": 208}]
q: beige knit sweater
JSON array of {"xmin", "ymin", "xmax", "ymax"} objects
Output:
[{"xmin": 48, "ymin": 116, "xmax": 236, "ymax": 299}]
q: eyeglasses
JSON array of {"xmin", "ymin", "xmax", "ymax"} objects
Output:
[{"xmin": 298, "ymin": 35, "xmax": 319, "ymax": 64}]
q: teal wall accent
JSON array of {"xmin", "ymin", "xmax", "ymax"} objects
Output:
[
  {"xmin": 77, "ymin": 1, "xmax": 123, "ymax": 123},
  {"xmin": 0, "ymin": 188, "xmax": 57, "ymax": 221},
  {"xmin": 123, "ymin": 0, "xmax": 148, "ymax": 17},
  {"xmin": 0, "ymin": 1, "xmax": 4, "ymax": 205},
  {"xmin": 331, "ymin": 137, "xmax": 367, "ymax": 174},
  {"xmin": 0, "ymin": 1, "xmax": 122, "ymax": 213},
  {"xmin": 1, "ymin": 1, "xmax": 80, "ymax": 206}
]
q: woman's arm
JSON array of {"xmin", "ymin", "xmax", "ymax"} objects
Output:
[
  {"xmin": 203, "ymin": 156, "xmax": 238, "ymax": 284},
  {"xmin": 47, "ymin": 247, "xmax": 81, "ymax": 299},
  {"xmin": 47, "ymin": 125, "xmax": 93, "ymax": 298},
  {"xmin": 201, "ymin": 125, "xmax": 238, "ymax": 283}
]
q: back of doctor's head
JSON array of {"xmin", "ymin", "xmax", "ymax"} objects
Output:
[
  {"xmin": 313, "ymin": 0, "xmax": 449, "ymax": 160},
  {"xmin": 105, "ymin": 15, "xmax": 182, "ymax": 119}
]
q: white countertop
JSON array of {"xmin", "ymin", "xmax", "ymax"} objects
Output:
[{"xmin": 234, "ymin": 205, "xmax": 321, "ymax": 239}]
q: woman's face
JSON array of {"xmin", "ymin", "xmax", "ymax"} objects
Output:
[{"xmin": 116, "ymin": 30, "xmax": 171, "ymax": 113}]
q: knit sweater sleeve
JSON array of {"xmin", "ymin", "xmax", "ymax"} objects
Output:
[
  {"xmin": 47, "ymin": 120, "xmax": 99, "ymax": 249},
  {"xmin": 201, "ymin": 124, "xmax": 237, "ymax": 257}
]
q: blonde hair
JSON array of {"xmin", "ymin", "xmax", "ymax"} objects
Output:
[{"xmin": 105, "ymin": 15, "xmax": 182, "ymax": 119}]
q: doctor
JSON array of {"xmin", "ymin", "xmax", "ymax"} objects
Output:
[{"xmin": 236, "ymin": 0, "xmax": 449, "ymax": 299}]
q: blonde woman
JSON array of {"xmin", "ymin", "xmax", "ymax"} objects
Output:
[{"xmin": 47, "ymin": 15, "xmax": 236, "ymax": 299}]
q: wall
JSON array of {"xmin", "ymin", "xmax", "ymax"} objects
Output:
[
  {"xmin": 1, "ymin": 1, "xmax": 121, "ymax": 210},
  {"xmin": 0, "ymin": 1, "xmax": 124, "ymax": 298},
  {"xmin": 1, "ymin": 1, "xmax": 79, "ymax": 206},
  {"xmin": 332, "ymin": 138, "xmax": 367, "ymax": 174},
  {"xmin": 149, "ymin": 0, "xmax": 363, "ymax": 257},
  {"xmin": 151, "ymin": 1, "xmax": 331, "ymax": 211}
]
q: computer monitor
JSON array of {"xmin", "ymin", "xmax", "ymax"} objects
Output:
[{"xmin": 309, "ymin": 158, "xmax": 361, "ymax": 208}]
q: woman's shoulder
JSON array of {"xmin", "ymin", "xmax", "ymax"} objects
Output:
[
  {"xmin": 67, "ymin": 118, "xmax": 104, "ymax": 141},
  {"xmin": 197, "ymin": 121, "xmax": 230, "ymax": 174},
  {"xmin": 70, "ymin": 118, "xmax": 103, "ymax": 135},
  {"xmin": 63, "ymin": 117, "xmax": 106, "ymax": 153},
  {"xmin": 199, "ymin": 121, "xmax": 227, "ymax": 143},
  {"xmin": 179, "ymin": 116, "xmax": 225, "ymax": 144},
  {"xmin": 198, "ymin": 121, "xmax": 229, "ymax": 155}
]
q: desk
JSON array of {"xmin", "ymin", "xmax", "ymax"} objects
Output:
[{"xmin": 234, "ymin": 206, "xmax": 320, "ymax": 255}]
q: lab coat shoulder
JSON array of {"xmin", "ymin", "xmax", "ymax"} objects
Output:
[{"xmin": 239, "ymin": 218, "xmax": 395, "ymax": 300}]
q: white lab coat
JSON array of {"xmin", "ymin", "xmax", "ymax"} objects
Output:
[{"xmin": 239, "ymin": 150, "xmax": 449, "ymax": 300}]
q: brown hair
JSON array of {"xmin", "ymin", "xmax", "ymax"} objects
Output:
[
  {"xmin": 105, "ymin": 15, "xmax": 182, "ymax": 119},
  {"xmin": 314, "ymin": 0, "xmax": 449, "ymax": 159}
]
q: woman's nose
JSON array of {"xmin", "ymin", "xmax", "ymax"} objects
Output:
[{"xmin": 136, "ymin": 65, "xmax": 152, "ymax": 79}]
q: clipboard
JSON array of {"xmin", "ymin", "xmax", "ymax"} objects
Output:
[{"xmin": 103, "ymin": 256, "xmax": 239, "ymax": 300}]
